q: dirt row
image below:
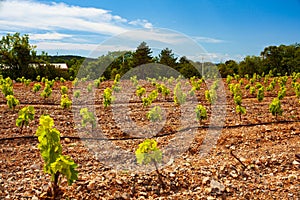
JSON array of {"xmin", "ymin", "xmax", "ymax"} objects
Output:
[{"xmin": 0, "ymin": 79, "xmax": 299, "ymax": 199}]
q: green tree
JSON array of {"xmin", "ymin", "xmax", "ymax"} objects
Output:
[
  {"xmin": 238, "ymin": 56, "xmax": 263, "ymax": 77},
  {"xmin": 158, "ymin": 48, "xmax": 177, "ymax": 68},
  {"xmin": 261, "ymin": 44, "xmax": 300, "ymax": 75},
  {"xmin": 132, "ymin": 42, "xmax": 153, "ymax": 67},
  {"xmin": 178, "ymin": 56, "xmax": 200, "ymax": 78},
  {"xmin": 218, "ymin": 60, "xmax": 238, "ymax": 78},
  {"xmin": 0, "ymin": 33, "xmax": 37, "ymax": 79}
]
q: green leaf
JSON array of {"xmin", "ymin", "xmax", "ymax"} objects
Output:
[
  {"xmin": 147, "ymin": 106, "xmax": 162, "ymax": 122},
  {"xmin": 135, "ymin": 139, "xmax": 162, "ymax": 165},
  {"xmin": 195, "ymin": 104, "xmax": 207, "ymax": 121},
  {"xmin": 51, "ymin": 155, "xmax": 78, "ymax": 185},
  {"xmin": 16, "ymin": 106, "xmax": 35, "ymax": 127}
]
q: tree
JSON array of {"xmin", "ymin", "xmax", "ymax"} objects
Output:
[
  {"xmin": 158, "ymin": 48, "xmax": 177, "ymax": 68},
  {"xmin": 132, "ymin": 42, "xmax": 153, "ymax": 67},
  {"xmin": 238, "ymin": 56, "xmax": 263, "ymax": 77},
  {"xmin": 218, "ymin": 60, "xmax": 239, "ymax": 78},
  {"xmin": 260, "ymin": 44, "xmax": 300, "ymax": 75},
  {"xmin": 178, "ymin": 56, "xmax": 200, "ymax": 78},
  {"xmin": 0, "ymin": 33, "xmax": 37, "ymax": 79}
]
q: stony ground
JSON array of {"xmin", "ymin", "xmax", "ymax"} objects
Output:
[{"xmin": 0, "ymin": 79, "xmax": 299, "ymax": 199}]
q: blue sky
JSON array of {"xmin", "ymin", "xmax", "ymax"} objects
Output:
[{"xmin": 0, "ymin": 0, "xmax": 299, "ymax": 62}]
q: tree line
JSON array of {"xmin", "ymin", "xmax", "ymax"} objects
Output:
[{"xmin": 0, "ymin": 33, "xmax": 299, "ymax": 80}]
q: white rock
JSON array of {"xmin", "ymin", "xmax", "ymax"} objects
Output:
[
  {"xmin": 202, "ymin": 177, "xmax": 210, "ymax": 185},
  {"xmin": 116, "ymin": 179, "xmax": 123, "ymax": 185},
  {"xmin": 210, "ymin": 179, "xmax": 225, "ymax": 192},
  {"xmin": 32, "ymin": 196, "xmax": 39, "ymax": 200},
  {"xmin": 64, "ymin": 138, "xmax": 71, "ymax": 143},
  {"xmin": 292, "ymin": 160, "xmax": 300, "ymax": 165},
  {"xmin": 230, "ymin": 171, "xmax": 238, "ymax": 178},
  {"xmin": 30, "ymin": 164, "xmax": 40, "ymax": 170}
]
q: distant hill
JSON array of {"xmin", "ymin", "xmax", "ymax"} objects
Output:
[{"xmin": 48, "ymin": 55, "xmax": 86, "ymax": 62}]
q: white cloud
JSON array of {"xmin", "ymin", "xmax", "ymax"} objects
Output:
[
  {"xmin": 0, "ymin": 0, "xmax": 133, "ymax": 35},
  {"xmin": 192, "ymin": 36, "xmax": 225, "ymax": 43},
  {"xmin": 187, "ymin": 52, "xmax": 244, "ymax": 63},
  {"xmin": 0, "ymin": 0, "xmax": 230, "ymax": 60},
  {"xmin": 129, "ymin": 19, "xmax": 153, "ymax": 29},
  {"xmin": 35, "ymin": 42, "xmax": 99, "ymax": 51},
  {"xmin": 30, "ymin": 32, "xmax": 72, "ymax": 40},
  {"xmin": 35, "ymin": 41, "xmax": 134, "ymax": 55}
]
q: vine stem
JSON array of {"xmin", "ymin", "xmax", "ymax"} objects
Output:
[
  {"xmin": 230, "ymin": 150, "xmax": 247, "ymax": 169},
  {"xmin": 153, "ymin": 160, "xmax": 166, "ymax": 190}
]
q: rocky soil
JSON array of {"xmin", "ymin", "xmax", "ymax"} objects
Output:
[{"xmin": 0, "ymin": 79, "xmax": 299, "ymax": 199}]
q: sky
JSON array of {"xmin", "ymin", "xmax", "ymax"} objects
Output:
[{"xmin": 0, "ymin": 0, "xmax": 299, "ymax": 62}]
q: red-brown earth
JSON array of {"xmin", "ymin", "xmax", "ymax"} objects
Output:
[{"xmin": 0, "ymin": 77, "xmax": 299, "ymax": 199}]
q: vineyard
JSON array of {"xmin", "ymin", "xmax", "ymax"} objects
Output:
[{"xmin": 0, "ymin": 73, "xmax": 300, "ymax": 199}]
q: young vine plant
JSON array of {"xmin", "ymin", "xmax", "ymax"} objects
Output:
[
  {"xmin": 74, "ymin": 90, "xmax": 80, "ymax": 98},
  {"xmin": 80, "ymin": 108, "xmax": 97, "ymax": 131},
  {"xmin": 135, "ymin": 139, "xmax": 165, "ymax": 188},
  {"xmin": 103, "ymin": 87, "xmax": 115, "ymax": 108},
  {"xmin": 41, "ymin": 83, "xmax": 52, "ymax": 99},
  {"xmin": 136, "ymin": 86, "xmax": 146, "ymax": 99},
  {"xmin": 60, "ymin": 94, "xmax": 72, "ymax": 109},
  {"xmin": 6, "ymin": 95, "xmax": 19, "ymax": 110},
  {"xmin": 142, "ymin": 90, "xmax": 158, "ymax": 107},
  {"xmin": 60, "ymin": 86, "xmax": 68, "ymax": 95},
  {"xmin": 147, "ymin": 106, "xmax": 162, "ymax": 122},
  {"xmin": 257, "ymin": 86, "xmax": 265, "ymax": 102},
  {"xmin": 174, "ymin": 82, "xmax": 186, "ymax": 105},
  {"xmin": 32, "ymin": 83, "xmax": 42, "ymax": 93},
  {"xmin": 36, "ymin": 115, "xmax": 78, "ymax": 197},
  {"xmin": 16, "ymin": 105, "xmax": 35, "ymax": 133},
  {"xmin": 269, "ymin": 97, "xmax": 283, "ymax": 120},
  {"xmin": 195, "ymin": 104, "xmax": 207, "ymax": 124}
]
